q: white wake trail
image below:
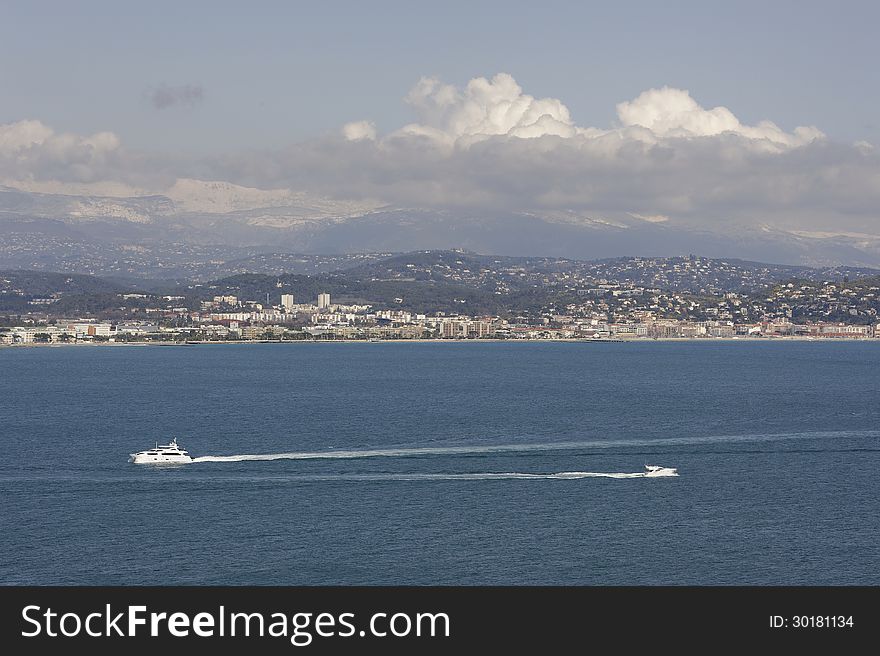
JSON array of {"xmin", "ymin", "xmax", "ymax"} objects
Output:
[
  {"xmin": 192, "ymin": 444, "xmax": 570, "ymax": 463},
  {"xmin": 191, "ymin": 429, "xmax": 877, "ymax": 464},
  {"xmin": 334, "ymin": 471, "xmax": 661, "ymax": 481},
  {"xmin": 207, "ymin": 471, "xmax": 675, "ymax": 482}
]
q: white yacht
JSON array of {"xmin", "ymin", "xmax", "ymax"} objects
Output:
[
  {"xmin": 129, "ymin": 437, "xmax": 193, "ymax": 464},
  {"xmin": 644, "ymin": 464, "xmax": 678, "ymax": 477}
]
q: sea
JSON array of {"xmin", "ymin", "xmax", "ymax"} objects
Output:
[{"xmin": 1, "ymin": 341, "xmax": 878, "ymax": 585}]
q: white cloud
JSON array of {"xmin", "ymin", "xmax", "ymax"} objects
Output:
[
  {"xmin": 376, "ymin": 74, "xmax": 822, "ymax": 153},
  {"xmin": 0, "ymin": 119, "xmax": 122, "ymax": 183},
  {"xmin": 0, "ymin": 119, "xmax": 54, "ymax": 152},
  {"xmin": 394, "ymin": 73, "xmax": 578, "ymax": 146},
  {"xmin": 615, "ymin": 86, "xmax": 823, "ymax": 148},
  {"xmin": 342, "ymin": 120, "xmax": 377, "ymax": 141}
]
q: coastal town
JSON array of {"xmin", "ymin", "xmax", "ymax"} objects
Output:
[
  {"xmin": 3, "ymin": 252, "xmax": 880, "ymax": 344},
  {"xmin": 3, "ymin": 286, "xmax": 878, "ymax": 345}
]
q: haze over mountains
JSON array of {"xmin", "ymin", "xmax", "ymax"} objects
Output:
[{"xmin": 3, "ymin": 178, "xmax": 880, "ymax": 278}]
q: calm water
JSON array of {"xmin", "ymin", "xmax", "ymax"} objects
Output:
[{"xmin": 1, "ymin": 341, "xmax": 878, "ymax": 585}]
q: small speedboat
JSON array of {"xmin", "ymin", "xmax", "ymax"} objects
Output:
[
  {"xmin": 129, "ymin": 437, "xmax": 193, "ymax": 464},
  {"xmin": 644, "ymin": 464, "xmax": 678, "ymax": 477}
]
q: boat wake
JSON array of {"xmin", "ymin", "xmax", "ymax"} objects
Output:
[
  {"xmin": 278, "ymin": 471, "xmax": 670, "ymax": 481},
  {"xmin": 191, "ymin": 445, "xmax": 584, "ymax": 463},
  {"xmin": 190, "ymin": 429, "xmax": 876, "ymax": 464},
  {"xmin": 188, "ymin": 451, "xmax": 678, "ymax": 479}
]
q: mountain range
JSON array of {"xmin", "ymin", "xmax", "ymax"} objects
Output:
[{"xmin": 2, "ymin": 179, "xmax": 880, "ymax": 278}]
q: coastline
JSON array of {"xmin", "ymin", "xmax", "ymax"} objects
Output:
[{"xmin": 3, "ymin": 335, "xmax": 879, "ymax": 349}]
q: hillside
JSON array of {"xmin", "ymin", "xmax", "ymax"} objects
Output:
[{"xmin": 2, "ymin": 252, "xmax": 879, "ymax": 322}]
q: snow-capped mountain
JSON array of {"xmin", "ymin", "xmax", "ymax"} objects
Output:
[
  {"xmin": 0, "ymin": 179, "xmax": 383, "ymax": 222},
  {"xmin": 2, "ymin": 179, "xmax": 880, "ymax": 270},
  {"xmin": 164, "ymin": 178, "xmax": 384, "ymax": 217}
]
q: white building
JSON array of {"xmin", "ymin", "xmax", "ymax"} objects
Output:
[
  {"xmin": 10, "ymin": 326, "xmax": 72, "ymax": 343},
  {"xmin": 281, "ymin": 294, "xmax": 295, "ymax": 312},
  {"xmin": 66, "ymin": 322, "xmax": 113, "ymax": 338},
  {"xmin": 116, "ymin": 323, "xmax": 159, "ymax": 335},
  {"xmin": 317, "ymin": 292, "xmax": 331, "ymax": 309}
]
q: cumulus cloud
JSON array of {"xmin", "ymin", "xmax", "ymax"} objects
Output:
[
  {"xmin": 394, "ymin": 73, "xmax": 579, "ymax": 146},
  {"xmin": 0, "ymin": 119, "xmax": 54, "ymax": 151},
  {"xmin": 0, "ymin": 119, "xmax": 123, "ymax": 183},
  {"xmin": 290, "ymin": 74, "xmax": 865, "ymax": 232},
  {"xmin": 342, "ymin": 120, "xmax": 377, "ymax": 141},
  {"xmin": 377, "ymin": 74, "xmax": 822, "ymax": 153},
  {"xmin": 616, "ymin": 86, "xmax": 823, "ymax": 147},
  {"xmin": 150, "ymin": 83, "xmax": 204, "ymax": 110}
]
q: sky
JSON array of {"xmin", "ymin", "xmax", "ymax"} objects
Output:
[
  {"xmin": 2, "ymin": 0, "xmax": 878, "ymax": 153},
  {"xmin": 1, "ymin": 0, "xmax": 879, "ymax": 241}
]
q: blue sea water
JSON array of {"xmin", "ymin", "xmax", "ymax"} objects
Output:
[{"xmin": 0, "ymin": 341, "xmax": 878, "ymax": 585}]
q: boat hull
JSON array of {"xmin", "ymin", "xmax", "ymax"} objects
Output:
[
  {"xmin": 129, "ymin": 453, "xmax": 193, "ymax": 464},
  {"xmin": 644, "ymin": 467, "xmax": 678, "ymax": 477}
]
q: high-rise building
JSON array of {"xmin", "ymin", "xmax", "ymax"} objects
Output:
[
  {"xmin": 281, "ymin": 294, "xmax": 295, "ymax": 312},
  {"xmin": 317, "ymin": 293, "xmax": 331, "ymax": 309}
]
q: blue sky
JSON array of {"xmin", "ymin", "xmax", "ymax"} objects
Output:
[{"xmin": 2, "ymin": 0, "xmax": 878, "ymax": 154}]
